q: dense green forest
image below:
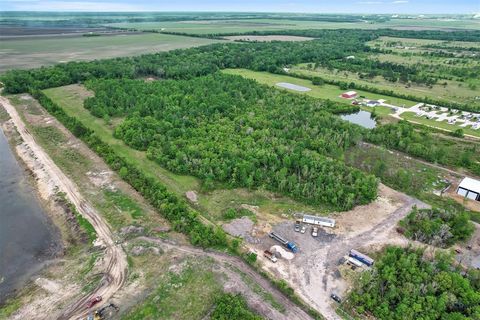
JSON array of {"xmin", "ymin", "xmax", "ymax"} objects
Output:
[
  {"xmin": 367, "ymin": 121, "xmax": 480, "ymax": 175},
  {"xmin": 399, "ymin": 206, "xmax": 474, "ymax": 247},
  {"xmin": 84, "ymin": 73, "xmax": 377, "ymax": 210},
  {"xmin": 349, "ymin": 246, "xmax": 480, "ymax": 320}
]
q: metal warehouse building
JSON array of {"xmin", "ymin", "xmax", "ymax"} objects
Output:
[{"xmin": 457, "ymin": 177, "xmax": 480, "ymax": 201}]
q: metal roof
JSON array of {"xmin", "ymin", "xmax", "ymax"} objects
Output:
[{"xmin": 459, "ymin": 177, "xmax": 480, "ymax": 193}]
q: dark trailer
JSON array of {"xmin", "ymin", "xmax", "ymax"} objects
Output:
[{"xmin": 349, "ymin": 249, "xmax": 374, "ymax": 267}]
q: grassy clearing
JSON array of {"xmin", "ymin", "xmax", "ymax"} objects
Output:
[
  {"xmin": 224, "ymin": 68, "xmax": 416, "ymax": 107},
  {"xmin": 292, "ymin": 64, "xmax": 479, "ymax": 106},
  {"xmin": 122, "ymin": 259, "xmax": 223, "ymax": 320},
  {"xmin": 401, "ymin": 112, "xmax": 480, "ymax": 138},
  {"xmin": 0, "ymin": 33, "xmax": 222, "ymax": 73},
  {"xmin": 43, "ymin": 84, "xmax": 331, "ymax": 223}
]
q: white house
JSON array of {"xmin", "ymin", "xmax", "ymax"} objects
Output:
[{"xmin": 457, "ymin": 177, "xmax": 480, "ymax": 201}]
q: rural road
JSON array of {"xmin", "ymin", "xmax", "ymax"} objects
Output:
[
  {"xmin": 0, "ymin": 96, "xmax": 128, "ymax": 320},
  {"xmin": 137, "ymin": 236, "xmax": 315, "ymax": 320}
]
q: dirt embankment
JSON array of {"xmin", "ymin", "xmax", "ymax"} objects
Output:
[{"xmin": 0, "ymin": 96, "xmax": 127, "ymax": 320}]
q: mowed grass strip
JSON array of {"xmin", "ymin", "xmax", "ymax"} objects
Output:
[
  {"xmin": 223, "ymin": 68, "xmax": 414, "ymax": 108},
  {"xmin": 43, "ymin": 84, "xmax": 200, "ymax": 196}
]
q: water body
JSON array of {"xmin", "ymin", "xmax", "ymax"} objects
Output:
[
  {"xmin": 0, "ymin": 128, "xmax": 60, "ymax": 303},
  {"xmin": 276, "ymin": 82, "xmax": 312, "ymax": 92},
  {"xmin": 340, "ymin": 110, "xmax": 377, "ymax": 129}
]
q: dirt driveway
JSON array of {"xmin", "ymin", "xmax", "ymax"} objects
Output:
[{"xmin": 251, "ymin": 184, "xmax": 429, "ymax": 320}]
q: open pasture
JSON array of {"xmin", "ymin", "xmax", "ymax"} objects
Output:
[{"xmin": 0, "ymin": 33, "xmax": 222, "ymax": 73}]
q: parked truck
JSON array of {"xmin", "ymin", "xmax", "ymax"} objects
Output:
[
  {"xmin": 269, "ymin": 232, "xmax": 298, "ymax": 253},
  {"xmin": 263, "ymin": 250, "xmax": 278, "ymax": 263}
]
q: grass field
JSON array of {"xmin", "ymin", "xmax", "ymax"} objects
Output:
[
  {"xmin": 223, "ymin": 68, "xmax": 416, "ymax": 108},
  {"xmin": 106, "ymin": 18, "xmax": 480, "ymax": 34},
  {"xmin": 0, "ymin": 33, "xmax": 222, "ymax": 73},
  {"xmin": 43, "ymin": 84, "xmax": 331, "ymax": 222},
  {"xmin": 292, "ymin": 64, "xmax": 480, "ymax": 106}
]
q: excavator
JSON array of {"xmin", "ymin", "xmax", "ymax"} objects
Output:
[{"xmin": 86, "ymin": 303, "xmax": 118, "ymax": 320}]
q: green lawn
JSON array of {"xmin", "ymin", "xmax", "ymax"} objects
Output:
[
  {"xmin": 0, "ymin": 33, "xmax": 222, "ymax": 73},
  {"xmin": 401, "ymin": 112, "xmax": 480, "ymax": 138},
  {"xmin": 223, "ymin": 68, "xmax": 415, "ymax": 109}
]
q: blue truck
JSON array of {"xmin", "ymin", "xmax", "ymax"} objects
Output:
[{"xmin": 269, "ymin": 232, "xmax": 298, "ymax": 253}]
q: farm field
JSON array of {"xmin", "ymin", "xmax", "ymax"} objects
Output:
[
  {"xmin": 223, "ymin": 68, "xmax": 416, "ymax": 108},
  {"xmin": 105, "ymin": 17, "xmax": 480, "ymax": 34},
  {"xmin": 0, "ymin": 33, "xmax": 222, "ymax": 73}
]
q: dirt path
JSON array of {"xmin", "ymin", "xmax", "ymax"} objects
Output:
[
  {"xmin": 282, "ymin": 187, "xmax": 429, "ymax": 320},
  {"xmin": 0, "ymin": 96, "xmax": 128, "ymax": 320},
  {"xmin": 136, "ymin": 237, "xmax": 315, "ymax": 320}
]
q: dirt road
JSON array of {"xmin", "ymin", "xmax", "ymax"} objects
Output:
[
  {"xmin": 137, "ymin": 237, "xmax": 315, "ymax": 320},
  {"xmin": 0, "ymin": 96, "xmax": 128, "ymax": 320},
  {"xmin": 292, "ymin": 191, "xmax": 429, "ymax": 320}
]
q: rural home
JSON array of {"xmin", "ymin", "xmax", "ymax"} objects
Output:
[
  {"xmin": 457, "ymin": 177, "xmax": 480, "ymax": 201},
  {"xmin": 341, "ymin": 91, "xmax": 357, "ymax": 99}
]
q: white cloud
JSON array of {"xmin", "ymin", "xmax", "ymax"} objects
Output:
[{"xmin": 392, "ymin": 0, "xmax": 409, "ymax": 3}]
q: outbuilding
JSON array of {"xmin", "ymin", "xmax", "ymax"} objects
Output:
[
  {"xmin": 457, "ymin": 177, "xmax": 480, "ymax": 201},
  {"xmin": 302, "ymin": 214, "xmax": 335, "ymax": 228},
  {"xmin": 341, "ymin": 91, "xmax": 357, "ymax": 99}
]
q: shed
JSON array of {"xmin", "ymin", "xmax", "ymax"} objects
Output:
[
  {"xmin": 302, "ymin": 214, "xmax": 335, "ymax": 228},
  {"xmin": 341, "ymin": 91, "xmax": 357, "ymax": 99},
  {"xmin": 457, "ymin": 177, "xmax": 480, "ymax": 201}
]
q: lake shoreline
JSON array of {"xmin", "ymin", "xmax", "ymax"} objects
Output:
[{"xmin": 0, "ymin": 118, "xmax": 63, "ymax": 305}]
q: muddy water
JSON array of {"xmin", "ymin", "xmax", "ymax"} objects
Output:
[{"xmin": 0, "ymin": 128, "xmax": 60, "ymax": 303}]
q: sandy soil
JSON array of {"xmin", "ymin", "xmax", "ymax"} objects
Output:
[
  {"xmin": 250, "ymin": 184, "xmax": 429, "ymax": 320},
  {"xmin": 0, "ymin": 96, "xmax": 127, "ymax": 320}
]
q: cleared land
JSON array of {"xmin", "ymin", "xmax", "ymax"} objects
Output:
[
  {"xmin": 106, "ymin": 18, "xmax": 480, "ymax": 34},
  {"xmin": 0, "ymin": 33, "xmax": 222, "ymax": 73},
  {"xmin": 223, "ymin": 68, "xmax": 415, "ymax": 108}
]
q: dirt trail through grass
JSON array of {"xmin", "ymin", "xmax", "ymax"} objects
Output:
[{"xmin": 0, "ymin": 96, "xmax": 128, "ymax": 320}]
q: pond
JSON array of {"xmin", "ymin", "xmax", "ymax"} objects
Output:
[
  {"xmin": 0, "ymin": 128, "xmax": 60, "ymax": 303},
  {"xmin": 340, "ymin": 110, "xmax": 377, "ymax": 129}
]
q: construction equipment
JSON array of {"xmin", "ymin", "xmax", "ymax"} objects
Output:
[
  {"xmin": 263, "ymin": 250, "xmax": 278, "ymax": 263},
  {"xmin": 269, "ymin": 232, "xmax": 298, "ymax": 253}
]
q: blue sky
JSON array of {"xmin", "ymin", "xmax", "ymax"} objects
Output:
[{"xmin": 0, "ymin": 0, "xmax": 479, "ymax": 14}]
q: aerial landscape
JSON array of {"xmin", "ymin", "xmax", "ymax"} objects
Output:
[{"xmin": 1, "ymin": 1, "xmax": 480, "ymax": 319}]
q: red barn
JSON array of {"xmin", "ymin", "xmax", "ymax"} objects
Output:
[{"xmin": 341, "ymin": 91, "xmax": 357, "ymax": 99}]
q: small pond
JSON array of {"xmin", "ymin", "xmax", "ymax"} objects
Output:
[{"xmin": 340, "ymin": 110, "xmax": 377, "ymax": 129}]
